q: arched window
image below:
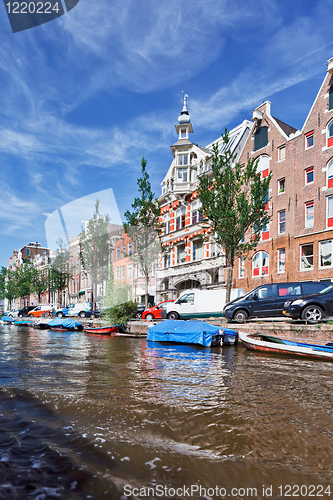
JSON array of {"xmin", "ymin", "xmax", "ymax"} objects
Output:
[
  {"xmin": 327, "ymin": 120, "xmax": 333, "ymax": 148},
  {"xmin": 327, "ymin": 159, "xmax": 333, "ymax": 188},
  {"xmin": 255, "ymin": 155, "xmax": 270, "ymax": 178},
  {"xmin": 252, "ymin": 251, "xmax": 269, "ymax": 276}
]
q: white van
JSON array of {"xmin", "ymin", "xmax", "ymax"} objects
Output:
[{"xmin": 161, "ymin": 288, "xmax": 245, "ymax": 320}]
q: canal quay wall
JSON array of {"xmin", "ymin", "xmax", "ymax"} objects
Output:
[{"xmin": 127, "ymin": 318, "xmax": 333, "ymax": 343}]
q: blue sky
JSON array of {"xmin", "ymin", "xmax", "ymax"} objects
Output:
[{"xmin": 1, "ymin": 0, "xmax": 333, "ymax": 266}]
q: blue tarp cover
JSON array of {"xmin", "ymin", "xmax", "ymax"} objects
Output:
[
  {"xmin": 47, "ymin": 318, "xmax": 81, "ymax": 328},
  {"xmin": 147, "ymin": 320, "xmax": 223, "ymax": 347},
  {"xmin": 1, "ymin": 316, "xmax": 14, "ymax": 322}
]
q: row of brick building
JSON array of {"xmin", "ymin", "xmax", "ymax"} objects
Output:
[{"xmin": 152, "ymin": 57, "xmax": 333, "ymax": 303}]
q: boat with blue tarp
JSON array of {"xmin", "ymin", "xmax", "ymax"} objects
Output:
[
  {"xmin": 0, "ymin": 316, "xmax": 14, "ymax": 323},
  {"xmin": 147, "ymin": 320, "xmax": 237, "ymax": 347},
  {"xmin": 47, "ymin": 318, "xmax": 84, "ymax": 331}
]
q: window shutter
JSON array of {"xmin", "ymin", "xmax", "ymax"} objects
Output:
[{"xmin": 254, "ymin": 126, "xmax": 268, "ymax": 151}]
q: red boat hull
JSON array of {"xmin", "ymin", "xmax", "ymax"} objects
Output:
[{"xmin": 84, "ymin": 326, "xmax": 120, "ymax": 334}]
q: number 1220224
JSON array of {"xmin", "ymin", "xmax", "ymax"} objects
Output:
[{"xmin": 5, "ymin": 2, "xmax": 60, "ymax": 14}]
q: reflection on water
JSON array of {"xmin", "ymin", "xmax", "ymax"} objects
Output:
[{"xmin": 0, "ymin": 324, "xmax": 332, "ymax": 499}]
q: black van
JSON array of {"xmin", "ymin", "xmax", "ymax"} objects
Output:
[
  {"xmin": 223, "ymin": 281, "xmax": 331, "ymax": 322},
  {"xmin": 18, "ymin": 305, "xmax": 35, "ymax": 318}
]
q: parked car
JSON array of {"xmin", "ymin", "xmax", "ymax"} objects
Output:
[
  {"xmin": 6, "ymin": 309, "xmax": 19, "ymax": 318},
  {"xmin": 162, "ymin": 288, "xmax": 245, "ymax": 320},
  {"xmin": 283, "ymin": 283, "xmax": 333, "ymax": 323},
  {"xmin": 133, "ymin": 303, "xmax": 146, "ymax": 319},
  {"xmin": 142, "ymin": 301, "xmax": 174, "ymax": 320},
  {"xmin": 28, "ymin": 305, "xmax": 54, "ymax": 318},
  {"xmin": 18, "ymin": 305, "xmax": 36, "ymax": 318},
  {"xmin": 54, "ymin": 302, "xmax": 92, "ymax": 318},
  {"xmin": 223, "ymin": 281, "xmax": 332, "ymax": 322},
  {"xmin": 85, "ymin": 310, "xmax": 101, "ymax": 319}
]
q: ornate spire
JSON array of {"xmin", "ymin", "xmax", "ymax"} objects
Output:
[{"xmin": 178, "ymin": 92, "xmax": 190, "ymax": 124}]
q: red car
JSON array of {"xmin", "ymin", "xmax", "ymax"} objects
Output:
[{"xmin": 142, "ymin": 301, "xmax": 174, "ymax": 320}]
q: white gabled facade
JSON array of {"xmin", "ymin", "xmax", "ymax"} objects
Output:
[{"xmin": 155, "ymin": 96, "xmax": 253, "ymax": 302}]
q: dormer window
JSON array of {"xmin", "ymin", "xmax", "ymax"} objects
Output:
[{"xmin": 178, "ymin": 154, "xmax": 188, "ymax": 165}]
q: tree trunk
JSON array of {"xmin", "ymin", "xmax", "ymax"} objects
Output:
[
  {"xmin": 144, "ymin": 271, "xmax": 149, "ymax": 310},
  {"xmin": 225, "ymin": 249, "xmax": 234, "ymax": 305}
]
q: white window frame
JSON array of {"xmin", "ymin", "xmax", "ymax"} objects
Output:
[
  {"xmin": 252, "ymin": 251, "xmax": 269, "ymax": 276},
  {"xmin": 277, "ymin": 248, "xmax": 285, "ymax": 273},
  {"xmin": 177, "ymin": 168, "xmax": 188, "ymax": 182},
  {"xmin": 278, "ymin": 146, "xmax": 285, "ymax": 162},
  {"xmin": 327, "ymin": 196, "xmax": 333, "ymax": 227},
  {"xmin": 300, "ymin": 244, "xmax": 314, "ymax": 271},
  {"xmin": 278, "ymin": 210, "xmax": 286, "ymax": 234},
  {"xmin": 239, "ymin": 257, "xmax": 245, "ymax": 278},
  {"xmin": 177, "ymin": 154, "xmax": 189, "ymax": 166},
  {"xmin": 327, "ymin": 159, "xmax": 333, "ymax": 186},
  {"xmin": 278, "ymin": 178, "xmax": 285, "ymax": 194},
  {"xmin": 192, "ymin": 239, "xmax": 203, "ymax": 261},
  {"xmin": 305, "ymin": 201, "xmax": 314, "ymax": 228},
  {"xmin": 255, "ymin": 155, "xmax": 270, "ymax": 177},
  {"xmin": 305, "ymin": 132, "xmax": 314, "ymax": 149},
  {"xmin": 319, "ymin": 240, "xmax": 333, "ymax": 268},
  {"xmin": 327, "ymin": 120, "xmax": 333, "ymax": 147},
  {"xmin": 305, "ymin": 167, "xmax": 314, "ymax": 185},
  {"xmin": 176, "ymin": 243, "xmax": 186, "ymax": 265}
]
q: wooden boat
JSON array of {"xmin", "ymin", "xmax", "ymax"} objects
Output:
[
  {"xmin": 84, "ymin": 325, "xmax": 124, "ymax": 335},
  {"xmin": 239, "ymin": 332, "xmax": 333, "ymax": 361}
]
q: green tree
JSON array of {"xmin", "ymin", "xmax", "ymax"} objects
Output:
[
  {"xmin": 31, "ymin": 268, "xmax": 49, "ymax": 304},
  {"xmin": 0, "ymin": 267, "xmax": 18, "ymax": 308},
  {"xmin": 15, "ymin": 262, "xmax": 35, "ymax": 302},
  {"xmin": 49, "ymin": 238, "xmax": 70, "ymax": 305},
  {"xmin": 124, "ymin": 157, "xmax": 162, "ymax": 309},
  {"xmin": 197, "ymin": 130, "xmax": 272, "ymax": 304},
  {"xmin": 79, "ymin": 200, "xmax": 111, "ymax": 309}
]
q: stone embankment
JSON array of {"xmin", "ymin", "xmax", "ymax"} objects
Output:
[{"xmin": 127, "ymin": 318, "xmax": 333, "ymax": 343}]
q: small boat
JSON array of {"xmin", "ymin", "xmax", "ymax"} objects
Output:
[
  {"xmin": 147, "ymin": 320, "xmax": 237, "ymax": 347},
  {"xmin": 13, "ymin": 320, "xmax": 34, "ymax": 326},
  {"xmin": 0, "ymin": 316, "xmax": 14, "ymax": 323},
  {"xmin": 47, "ymin": 318, "xmax": 83, "ymax": 331},
  {"xmin": 83, "ymin": 325, "xmax": 124, "ymax": 335},
  {"xmin": 239, "ymin": 332, "xmax": 333, "ymax": 361}
]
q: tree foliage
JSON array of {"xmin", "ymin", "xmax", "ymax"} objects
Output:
[
  {"xmin": 49, "ymin": 238, "xmax": 71, "ymax": 303},
  {"xmin": 31, "ymin": 268, "xmax": 49, "ymax": 303},
  {"xmin": 124, "ymin": 157, "xmax": 162, "ymax": 309},
  {"xmin": 103, "ymin": 277, "xmax": 133, "ymax": 309},
  {"xmin": 79, "ymin": 200, "xmax": 110, "ymax": 308},
  {"xmin": 197, "ymin": 130, "xmax": 272, "ymax": 303}
]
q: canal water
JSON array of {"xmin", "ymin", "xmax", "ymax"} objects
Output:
[{"xmin": 0, "ymin": 324, "xmax": 332, "ymax": 499}]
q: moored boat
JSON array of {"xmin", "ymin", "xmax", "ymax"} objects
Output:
[
  {"xmin": 0, "ymin": 316, "xmax": 14, "ymax": 323},
  {"xmin": 239, "ymin": 331, "xmax": 333, "ymax": 361},
  {"xmin": 13, "ymin": 320, "xmax": 34, "ymax": 326},
  {"xmin": 147, "ymin": 320, "xmax": 237, "ymax": 347},
  {"xmin": 47, "ymin": 318, "xmax": 83, "ymax": 331},
  {"xmin": 84, "ymin": 325, "xmax": 124, "ymax": 335}
]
